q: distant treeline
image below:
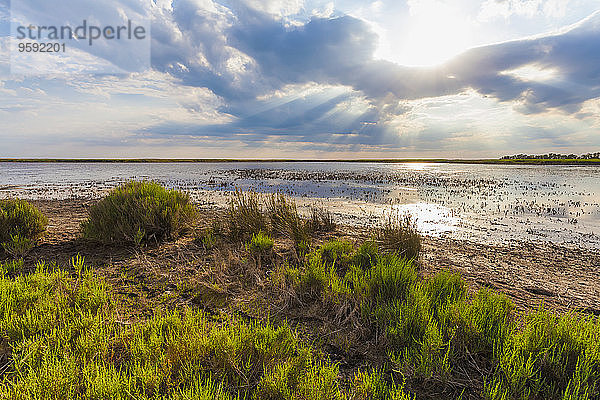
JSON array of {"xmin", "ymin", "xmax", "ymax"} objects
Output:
[{"xmin": 502, "ymin": 152, "xmax": 600, "ymax": 160}]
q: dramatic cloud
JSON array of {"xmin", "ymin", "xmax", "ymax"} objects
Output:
[
  {"xmin": 445, "ymin": 12, "xmax": 600, "ymax": 113},
  {"xmin": 151, "ymin": 1, "xmax": 600, "ymax": 115},
  {"xmin": 1, "ymin": 0, "xmax": 599, "ymax": 157},
  {"xmin": 130, "ymin": 0, "xmax": 598, "ymax": 157}
]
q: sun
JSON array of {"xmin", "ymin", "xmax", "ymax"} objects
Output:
[{"xmin": 378, "ymin": 1, "xmax": 473, "ymax": 67}]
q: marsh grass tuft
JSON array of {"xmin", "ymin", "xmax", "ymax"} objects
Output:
[
  {"xmin": 198, "ymin": 229, "xmax": 217, "ymax": 250},
  {"xmin": 247, "ymin": 231, "xmax": 274, "ymax": 255},
  {"xmin": 375, "ymin": 213, "xmax": 421, "ymax": 260},
  {"xmin": 1, "ymin": 234, "xmax": 35, "ymax": 258},
  {"xmin": 313, "ymin": 240, "xmax": 354, "ymax": 271},
  {"xmin": 352, "ymin": 369, "xmax": 415, "ymax": 400},
  {"xmin": 0, "ymin": 258, "xmax": 24, "ymax": 274},
  {"xmin": 81, "ymin": 181, "xmax": 197, "ymax": 245},
  {"xmin": 227, "ymin": 189, "xmax": 267, "ymax": 240},
  {"xmin": 352, "ymin": 241, "xmax": 379, "ymax": 270},
  {"xmin": 266, "ymin": 193, "xmax": 308, "ymax": 244},
  {"xmin": 308, "ymin": 204, "xmax": 336, "ymax": 233}
]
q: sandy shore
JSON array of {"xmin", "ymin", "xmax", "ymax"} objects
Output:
[{"xmin": 13, "ymin": 199, "xmax": 598, "ymax": 317}]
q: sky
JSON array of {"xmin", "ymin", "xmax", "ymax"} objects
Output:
[{"xmin": 1, "ymin": 0, "xmax": 600, "ymax": 159}]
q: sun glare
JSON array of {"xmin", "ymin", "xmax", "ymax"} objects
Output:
[{"xmin": 380, "ymin": 1, "xmax": 473, "ymax": 67}]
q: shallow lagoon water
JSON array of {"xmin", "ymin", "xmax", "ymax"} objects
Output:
[{"xmin": 0, "ymin": 162, "xmax": 598, "ymax": 249}]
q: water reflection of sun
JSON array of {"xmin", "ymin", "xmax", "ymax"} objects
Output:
[
  {"xmin": 399, "ymin": 163, "xmax": 432, "ymax": 171},
  {"xmin": 391, "ymin": 202, "xmax": 459, "ymax": 236}
]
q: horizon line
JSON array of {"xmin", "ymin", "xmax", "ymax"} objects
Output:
[{"xmin": 0, "ymin": 158, "xmax": 599, "ymax": 165}]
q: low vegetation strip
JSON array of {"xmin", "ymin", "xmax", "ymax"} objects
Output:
[
  {"xmin": 0, "ymin": 184, "xmax": 598, "ymax": 399},
  {"xmin": 1, "ymin": 253, "xmax": 597, "ymax": 399},
  {"xmin": 282, "ymin": 239, "xmax": 600, "ymax": 400},
  {"xmin": 0, "ymin": 258, "xmax": 413, "ymax": 400}
]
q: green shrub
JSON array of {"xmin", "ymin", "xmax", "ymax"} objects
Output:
[
  {"xmin": 0, "ymin": 257, "xmax": 110, "ymax": 344},
  {"xmin": 295, "ymin": 241, "xmax": 355, "ymax": 300},
  {"xmin": 354, "ymin": 255, "xmax": 417, "ymax": 308},
  {"xmin": 297, "ymin": 256, "xmax": 350, "ymax": 300},
  {"xmin": 376, "ymin": 285, "xmax": 431, "ymax": 348},
  {"xmin": 423, "ymin": 271, "xmax": 467, "ymax": 317},
  {"xmin": 255, "ymin": 350, "xmax": 344, "ymax": 400},
  {"xmin": 378, "ymin": 285, "xmax": 514, "ymax": 382},
  {"xmin": 375, "ymin": 214, "xmax": 421, "ymax": 260},
  {"xmin": 297, "ymin": 258, "xmax": 331, "ymax": 298},
  {"xmin": 352, "ymin": 241, "xmax": 379, "ymax": 270},
  {"xmin": 227, "ymin": 189, "xmax": 267, "ymax": 240},
  {"xmin": 377, "ymin": 283, "xmax": 451, "ymax": 379},
  {"xmin": 490, "ymin": 308, "xmax": 600, "ymax": 400},
  {"xmin": 247, "ymin": 231, "xmax": 274, "ymax": 254},
  {"xmin": 81, "ymin": 181, "xmax": 197, "ymax": 245},
  {"xmin": 456, "ymin": 289, "xmax": 515, "ymax": 357},
  {"xmin": 1, "ymin": 234, "xmax": 35, "ymax": 258},
  {"xmin": 355, "ymin": 265, "xmax": 512, "ymax": 381},
  {"xmin": 352, "ymin": 369, "xmax": 415, "ymax": 400},
  {"xmin": 295, "ymin": 239, "xmax": 311, "ymax": 259},
  {"xmin": 312, "ymin": 240, "xmax": 354, "ymax": 272},
  {"xmin": 0, "ymin": 199, "xmax": 47, "ymax": 253}
]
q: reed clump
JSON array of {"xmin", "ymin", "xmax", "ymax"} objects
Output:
[
  {"xmin": 266, "ymin": 193, "xmax": 309, "ymax": 244},
  {"xmin": 226, "ymin": 190, "xmax": 310, "ymax": 245},
  {"xmin": 375, "ymin": 213, "xmax": 422, "ymax": 260},
  {"xmin": 308, "ymin": 204, "xmax": 336, "ymax": 233},
  {"xmin": 226, "ymin": 189, "xmax": 267, "ymax": 240}
]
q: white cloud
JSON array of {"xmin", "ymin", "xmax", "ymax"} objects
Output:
[
  {"xmin": 479, "ymin": 0, "xmax": 572, "ymax": 21},
  {"xmin": 242, "ymin": 0, "xmax": 304, "ymax": 17},
  {"xmin": 311, "ymin": 2, "xmax": 334, "ymax": 18}
]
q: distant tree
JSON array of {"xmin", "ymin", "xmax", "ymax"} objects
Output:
[{"xmin": 501, "ymin": 152, "xmax": 600, "ymax": 160}]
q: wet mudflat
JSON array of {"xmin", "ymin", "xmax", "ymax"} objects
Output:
[{"xmin": 1, "ymin": 161, "xmax": 598, "ymax": 249}]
